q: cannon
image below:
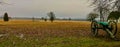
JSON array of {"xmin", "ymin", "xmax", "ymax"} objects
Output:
[{"xmin": 91, "ymin": 20, "xmax": 117, "ymax": 39}]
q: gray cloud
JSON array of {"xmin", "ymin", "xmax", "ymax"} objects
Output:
[{"xmin": 0, "ymin": 0, "xmax": 93, "ymax": 19}]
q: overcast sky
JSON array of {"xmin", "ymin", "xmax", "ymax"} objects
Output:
[{"xmin": 0, "ymin": 0, "xmax": 93, "ymax": 19}]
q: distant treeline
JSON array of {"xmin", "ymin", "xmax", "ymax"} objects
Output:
[{"xmin": 0, "ymin": 17, "xmax": 87, "ymax": 21}]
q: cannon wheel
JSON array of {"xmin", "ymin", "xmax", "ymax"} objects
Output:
[
  {"xmin": 108, "ymin": 21, "xmax": 117, "ymax": 35},
  {"xmin": 91, "ymin": 21, "xmax": 98, "ymax": 36}
]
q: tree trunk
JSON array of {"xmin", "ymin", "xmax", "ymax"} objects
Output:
[
  {"xmin": 116, "ymin": 20, "xmax": 118, "ymax": 23},
  {"xmin": 118, "ymin": 7, "xmax": 120, "ymax": 12},
  {"xmin": 100, "ymin": 8, "xmax": 104, "ymax": 22}
]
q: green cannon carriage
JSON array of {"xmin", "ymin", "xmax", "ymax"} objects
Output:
[{"xmin": 91, "ymin": 20, "xmax": 118, "ymax": 39}]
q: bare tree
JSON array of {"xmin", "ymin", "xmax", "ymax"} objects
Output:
[
  {"xmin": 112, "ymin": 0, "xmax": 120, "ymax": 11},
  {"xmin": 91, "ymin": 0, "xmax": 111, "ymax": 21},
  {"xmin": 104, "ymin": 0, "xmax": 120, "ymax": 11},
  {"xmin": 47, "ymin": 12, "xmax": 56, "ymax": 22},
  {"xmin": 0, "ymin": 0, "xmax": 11, "ymax": 5}
]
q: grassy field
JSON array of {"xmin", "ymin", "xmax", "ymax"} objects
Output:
[{"xmin": 0, "ymin": 20, "xmax": 120, "ymax": 47}]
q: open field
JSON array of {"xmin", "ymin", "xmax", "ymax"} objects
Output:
[{"xmin": 0, "ymin": 20, "xmax": 120, "ymax": 47}]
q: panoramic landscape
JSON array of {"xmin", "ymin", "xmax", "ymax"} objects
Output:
[{"xmin": 0, "ymin": 0, "xmax": 120, "ymax": 47}]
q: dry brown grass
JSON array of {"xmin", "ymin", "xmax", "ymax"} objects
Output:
[
  {"xmin": 0, "ymin": 20, "xmax": 120, "ymax": 39},
  {"xmin": 0, "ymin": 20, "xmax": 91, "ymax": 38},
  {"xmin": 0, "ymin": 20, "xmax": 120, "ymax": 47}
]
